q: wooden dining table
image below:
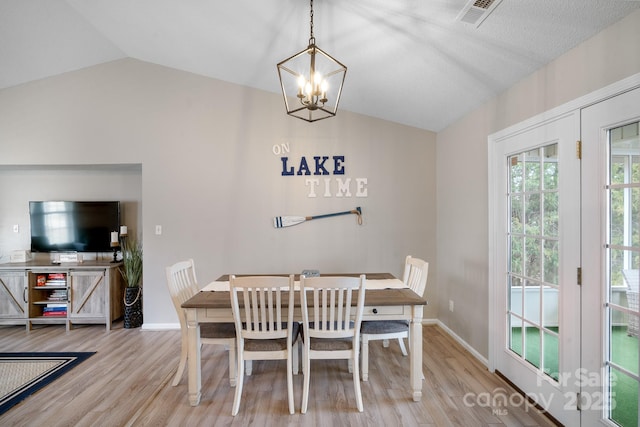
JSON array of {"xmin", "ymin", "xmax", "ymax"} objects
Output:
[{"xmin": 181, "ymin": 272, "xmax": 427, "ymax": 406}]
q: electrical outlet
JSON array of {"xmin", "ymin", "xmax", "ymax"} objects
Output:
[
  {"xmin": 155, "ymin": 225, "xmax": 162, "ymax": 235},
  {"xmin": 449, "ymin": 300, "xmax": 454, "ymax": 312},
  {"xmin": 13, "ymin": 224, "xmax": 19, "ymax": 233}
]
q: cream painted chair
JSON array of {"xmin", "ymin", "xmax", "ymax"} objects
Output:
[
  {"xmin": 165, "ymin": 259, "xmax": 237, "ymax": 387},
  {"xmin": 300, "ymin": 274, "xmax": 366, "ymax": 413},
  {"xmin": 229, "ymin": 275, "xmax": 298, "ymax": 415},
  {"xmin": 360, "ymin": 255, "xmax": 429, "ymax": 381}
]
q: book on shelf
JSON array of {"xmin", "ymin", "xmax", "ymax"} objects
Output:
[
  {"xmin": 44, "ymin": 273, "xmax": 67, "ymax": 286},
  {"xmin": 37, "ymin": 274, "xmax": 46, "ymax": 286},
  {"xmin": 43, "ymin": 308, "xmax": 67, "ymax": 312},
  {"xmin": 45, "ymin": 303, "xmax": 67, "ymax": 308},
  {"xmin": 42, "ymin": 310, "xmax": 67, "ymax": 317},
  {"xmin": 47, "ymin": 292, "xmax": 68, "ymax": 301}
]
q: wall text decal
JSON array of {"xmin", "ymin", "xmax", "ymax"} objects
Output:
[
  {"xmin": 305, "ymin": 178, "xmax": 368, "ymax": 198},
  {"xmin": 274, "ymin": 143, "xmax": 368, "ymax": 198},
  {"xmin": 281, "ymin": 156, "xmax": 345, "ymax": 176}
]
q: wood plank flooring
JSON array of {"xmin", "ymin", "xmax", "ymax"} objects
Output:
[{"xmin": 0, "ymin": 323, "xmax": 556, "ymax": 426}]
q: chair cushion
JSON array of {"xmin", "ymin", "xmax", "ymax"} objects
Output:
[
  {"xmin": 309, "ymin": 337, "xmax": 353, "ymax": 351},
  {"xmin": 244, "ymin": 322, "xmax": 300, "ymax": 351},
  {"xmin": 300, "ymin": 326, "xmax": 354, "ymax": 351},
  {"xmin": 360, "ymin": 320, "xmax": 409, "ymax": 334},
  {"xmin": 201, "ymin": 322, "xmax": 236, "ymax": 339}
]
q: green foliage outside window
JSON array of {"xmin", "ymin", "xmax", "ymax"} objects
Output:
[{"xmin": 509, "ymin": 146, "xmax": 559, "ymax": 287}]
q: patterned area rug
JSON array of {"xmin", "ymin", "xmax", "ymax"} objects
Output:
[{"xmin": 0, "ymin": 352, "xmax": 95, "ymax": 415}]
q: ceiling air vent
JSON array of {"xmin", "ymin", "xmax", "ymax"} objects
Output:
[{"xmin": 456, "ymin": 0, "xmax": 503, "ymax": 27}]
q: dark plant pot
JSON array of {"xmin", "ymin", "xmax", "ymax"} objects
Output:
[{"xmin": 124, "ymin": 286, "xmax": 143, "ymax": 329}]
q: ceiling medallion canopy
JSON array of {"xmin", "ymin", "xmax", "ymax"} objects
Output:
[{"xmin": 277, "ymin": 0, "xmax": 347, "ymax": 122}]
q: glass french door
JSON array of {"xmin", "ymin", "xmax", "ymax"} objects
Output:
[
  {"xmin": 492, "ymin": 83, "xmax": 640, "ymax": 426},
  {"xmin": 490, "ymin": 111, "xmax": 581, "ymax": 426},
  {"xmin": 581, "ymin": 87, "xmax": 640, "ymax": 426},
  {"xmin": 507, "ymin": 144, "xmax": 561, "ymax": 379}
]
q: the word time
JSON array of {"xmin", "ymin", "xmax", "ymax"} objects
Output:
[{"xmin": 280, "ymin": 155, "xmax": 368, "ymax": 198}]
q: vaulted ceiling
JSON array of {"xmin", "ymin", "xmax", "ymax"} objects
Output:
[{"xmin": 1, "ymin": 0, "xmax": 639, "ymax": 131}]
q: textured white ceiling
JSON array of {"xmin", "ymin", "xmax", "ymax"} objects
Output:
[{"xmin": 1, "ymin": 0, "xmax": 639, "ymax": 131}]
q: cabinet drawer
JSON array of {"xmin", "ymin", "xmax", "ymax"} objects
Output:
[{"xmin": 363, "ymin": 306, "xmax": 404, "ymax": 316}]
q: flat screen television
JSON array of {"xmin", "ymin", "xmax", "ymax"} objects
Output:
[{"xmin": 29, "ymin": 201, "xmax": 121, "ymax": 253}]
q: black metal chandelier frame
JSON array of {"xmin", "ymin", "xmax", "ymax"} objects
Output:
[{"xmin": 277, "ymin": 0, "xmax": 347, "ymax": 122}]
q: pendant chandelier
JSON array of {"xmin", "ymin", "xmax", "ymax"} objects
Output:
[{"xmin": 277, "ymin": 0, "xmax": 347, "ymax": 122}]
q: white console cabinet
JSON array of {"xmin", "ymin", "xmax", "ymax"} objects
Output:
[
  {"xmin": 0, "ymin": 270, "xmax": 28, "ymax": 324},
  {"xmin": 0, "ymin": 261, "xmax": 124, "ymax": 331}
]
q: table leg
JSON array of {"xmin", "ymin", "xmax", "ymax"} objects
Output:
[
  {"xmin": 410, "ymin": 305, "xmax": 423, "ymax": 401},
  {"xmin": 186, "ymin": 308, "xmax": 202, "ymax": 406}
]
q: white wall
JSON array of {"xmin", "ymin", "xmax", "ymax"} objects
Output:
[
  {"xmin": 437, "ymin": 9, "xmax": 640, "ymax": 357},
  {"xmin": 0, "ymin": 59, "xmax": 437, "ymax": 326}
]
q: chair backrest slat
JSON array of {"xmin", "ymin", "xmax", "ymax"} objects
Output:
[
  {"xmin": 166, "ymin": 259, "xmax": 200, "ymax": 329},
  {"xmin": 301, "ymin": 275, "xmax": 366, "ymax": 339},
  {"xmin": 402, "ymin": 256, "xmax": 429, "ymax": 297},
  {"xmin": 230, "ymin": 275, "xmax": 294, "ymax": 340}
]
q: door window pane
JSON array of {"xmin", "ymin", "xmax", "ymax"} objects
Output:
[
  {"xmin": 510, "ymin": 315, "xmax": 523, "ymax": 356},
  {"xmin": 525, "ymin": 237, "xmax": 541, "ymax": 280},
  {"xmin": 525, "ymin": 325, "xmax": 541, "ymax": 368},
  {"xmin": 543, "ymin": 239, "xmax": 559, "ymax": 285},
  {"xmin": 511, "ymin": 194, "xmax": 523, "ymax": 233},
  {"xmin": 606, "ymin": 122, "xmax": 640, "ymax": 427},
  {"xmin": 507, "ymin": 144, "xmax": 560, "ymax": 383},
  {"xmin": 543, "ymin": 286, "xmax": 559, "ymax": 327},
  {"xmin": 543, "ymin": 192, "xmax": 558, "ymax": 237},
  {"xmin": 610, "ymin": 314, "xmax": 639, "ymax": 377},
  {"xmin": 509, "ymin": 276, "xmax": 523, "ymax": 316},
  {"xmin": 543, "ymin": 145, "xmax": 558, "ymax": 190},
  {"xmin": 543, "ymin": 330, "xmax": 559, "ymax": 380},
  {"xmin": 510, "ymin": 154, "xmax": 524, "ymax": 193},
  {"xmin": 524, "ymin": 193, "xmax": 541, "ymax": 235},
  {"xmin": 524, "ymin": 149, "xmax": 541, "ymax": 191},
  {"xmin": 510, "ymin": 235, "xmax": 523, "ymax": 276},
  {"xmin": 523, "ymin": 280, "xmax": 541, "ymax": 322},
  {"xmin": 610, "ymin": 366, "xmax": 638, "ymax": 427}
]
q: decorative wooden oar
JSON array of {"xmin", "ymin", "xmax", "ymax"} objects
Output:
[{"xmin": 273, "ymin": 207, "xmax": 362, "ymax": 228}]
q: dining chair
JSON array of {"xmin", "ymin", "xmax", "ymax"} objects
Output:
[
  {"xmin": 299, "ymin": 274, "xmax": 366, "ymax": 413},
  {"xmin": 229, "ymin": 274, "xmax": 298, "ymax": 415},
  {"xmin": 360, "ymin": 255, "xmax": 429, "ymax": 381},
  {"xmin": 165, "ymin": 259, "xmax": 237, "ymax": 387}
]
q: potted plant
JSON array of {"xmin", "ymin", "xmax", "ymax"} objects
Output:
[{"xmin": 119, "ymin": 237, "xmax": 143, "ymax": 328}]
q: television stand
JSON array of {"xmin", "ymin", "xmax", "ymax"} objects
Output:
[{"xmin": 0, "ymin": 260, "xmax": 124, "ymax": 331}]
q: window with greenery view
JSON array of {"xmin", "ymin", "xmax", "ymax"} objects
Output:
[{"xmin": 507, "ymin": 144, "xmax": 559, "ymax": 380}]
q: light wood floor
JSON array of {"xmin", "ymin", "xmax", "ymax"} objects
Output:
[{"xmin": 0, "ymin": 323, "xmax": 556, "ymax": 426}]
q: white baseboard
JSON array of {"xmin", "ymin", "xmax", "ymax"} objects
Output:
[
  {"xmin": 141, "ymin": 323, "xmax": 180, "ymax": 331},
  {"xmin": 433, "ymin": 319, "xmax": 488, "ymax": 367}
]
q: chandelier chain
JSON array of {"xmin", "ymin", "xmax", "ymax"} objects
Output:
[{"xmin": 309, "ymin": 0, "xmax": 315, "ymax": 45}]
